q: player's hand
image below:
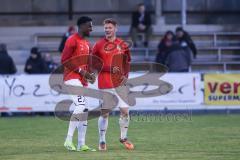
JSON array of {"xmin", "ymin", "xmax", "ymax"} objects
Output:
[
  {"xmin": 112, "ymin": 66, "xmax": 121, "ymax": 74},
  {"xmin": 84, "ymin": 72, "xmax": 96, "ymax": 84},
  {"xmin": 88, "ymin": 73, "xmax": 96, "ymax": 84},
  {"xmin": 120, "ymin": 76, "xmax": 128, "ymax": 86},
  {"xmin": 78, "ymin": 69, "xmax": 96, "ymax": 84}
]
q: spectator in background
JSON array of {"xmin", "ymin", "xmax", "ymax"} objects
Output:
[
  {"xmin": 0, "ymin": 43, "xmax": 17, "ymax": 74},
  {"xmin": 130, "ymin": 3, "xmax": 152, "ymax": 47},
  {"xmin": 43, "ymin": 53, "xmax": 58, "ymax": 73},
  {"xmin": 165, "ymin": 39, "xmax": 192, "ymax": 72},
  {"xmin": 155, "ymin": 31, "xmax": 175, "ymax": 65},
  {"xmin": 175, "ymin": 27, "xmax": 197, "ymax": 58},
  {"xmin": 58, "ymin": 26, "xmax": 76, "ymax": 52},
  {"xmin": 24, "ymin": 47, "xmax": 48, "ymax": 74}
]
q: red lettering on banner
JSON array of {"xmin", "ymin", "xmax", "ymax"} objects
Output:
[
  {"xmin": 208, "ymin": 82, "xmax": 218, "ymax": 93},
  {"xmin": 220, "ymin": 82, "xmax": 231, "ymax": 94},
  {"xmin": 208, "ymin": 82, "xmax": 240, "ymax": 94},
  {"xmin": 233, "ymin": 82, "xmax": 240, "ymax": 94}
]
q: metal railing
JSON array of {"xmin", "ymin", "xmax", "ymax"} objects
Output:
[
  {"xmin": 32, "ymin": 31, "xmax": 240, "ymax": 72},
  {"xmin": 34, "ymin": 31, "xmax": 240, "ymax": 51}
]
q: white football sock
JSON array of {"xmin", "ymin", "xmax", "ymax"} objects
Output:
[
  {"xmin": 98, "ymin": 116, "xmax": 108, "ymax": 143},
  {"xmin": 66, "ymin": 120, "xmax": 78, "ymax": 142},
  {"xmin": 65, "ymin": 104, "xmax": 85, "ymax": 142},
  {"xmin": 119, "ymin": 115, "xmax": 129, "ymax": 140},
  {"xmin": 77, "ymin": 120, "xmax": 88, "ymax": 149}
]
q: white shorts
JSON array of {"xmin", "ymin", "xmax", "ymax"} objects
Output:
[
  {"xmin": 101, "ymin": 87, "xmax": 129, "ymax": 109},
  {"xmin": 64, "ymin": 79, "xmax": 87, "ymax": 113}
]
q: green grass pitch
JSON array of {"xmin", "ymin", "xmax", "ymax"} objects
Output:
[{"xmin": 0, "ymin": 114, "xmax": 240, "ymax": 160}]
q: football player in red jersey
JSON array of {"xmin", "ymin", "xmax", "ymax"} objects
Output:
[
  {"xmin": 93, "ymin": 18, "xmax": 134, "ymax": 151},
  {"xmin": 61, "ymin": 16, "xmax": 96, "ymax": 152}
]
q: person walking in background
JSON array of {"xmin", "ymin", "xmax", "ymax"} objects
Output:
[
  {"xmin": 155, "ymin": 31, "xmax": 175, "ymax": 65},
  {"xmin": 58, "ymin": 26, "xmax": 77, "ymax": 52},
  {"xmin": 165, "ymin": 39, "xmax": 192, "ymax": 72},
  {"xmin": 24, "ymin": 47, "xmax": 48, "ymax": 74},
  {"xmin": 0, "ymin": 43, "xmax": 17, "ymax": 74},
  {"xmin": 130, "ymin": 3, "xmax": 152, "ymax": 47},
  {"xmin": 175, "ymin": 27, "xmax": 197, "ymax": 58}
]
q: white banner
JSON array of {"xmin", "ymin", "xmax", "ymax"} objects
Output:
[
  {"xmin": 0, "ymin": 75, "xmax": 66, "ymax": 112},
  {"xmin": 132, "ymin": 73, "xmax": 203, "ymax": 109},
  {"xmin": 0, "ymin": 73, "xmax": 203, "ymax": 112},
  {"xmin": 0, "ymin": 76, "xmax": 5, "ymax": 111}
]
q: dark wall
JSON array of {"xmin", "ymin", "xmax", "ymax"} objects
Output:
[
  {"xmin": 0, "ymin": 0, "xmax": 239, "ymax": 25},
  {"xmin": 162, "ymin": 0, "xmax": 240, "ymax": 24}
]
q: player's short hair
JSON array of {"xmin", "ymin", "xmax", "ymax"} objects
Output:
[
  {"xmin": 31, "ymin": 47, "xmax": 40, "ymax": 54},
  {"xmin": 176, "ymin": 26, "xmax": 184, "ymax": 32},
  {"xmin": 103, "ymin": 18, "xmax": 117, "ymax": 26},
  {"xmin": 77, "ymin": 16, "xmax": 92, "ymax": 26},
  {"xmin": 138, "ymin": 3, "xmax": 145, "ymax": 7}
]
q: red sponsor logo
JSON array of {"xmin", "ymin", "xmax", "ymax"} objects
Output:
[{"xmin": 208, "ymin": 82, "xmax": 240, "ymax": 94}]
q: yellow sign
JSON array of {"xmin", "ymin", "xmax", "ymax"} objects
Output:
[{"xmin": 204, "ymin": 74, "xmax": 240, "ymax": 105}]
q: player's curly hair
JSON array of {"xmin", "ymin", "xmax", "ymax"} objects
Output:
[{"xmin": 77, "ymin": 16, "xmax": 92, "ymax": 26}]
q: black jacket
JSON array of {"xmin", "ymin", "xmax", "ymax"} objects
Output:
[
  {"xmin": 155, "ymin": 40, "xmax": 172, "ymax": 65},
  {"xmin": 131, "ymin": 11, "xmax": 152, "ymax": 29},
  {"xmin": 0, "ymin": 50, "xmax": 17, "ymax": 74},
  {"xmin": 165, "ymin": 44, "xmax": 192, "ymax": 72},
  {"xmin": 178, "ymin": 32, "xmax": 197, "ymax": 58},
  {"xmin": 24, "ymin": 52, "xmax": 48, "ymax": 74},
  {"xmin": 58, "ymin": 34, "xmax": 68, "ymax": 52}
]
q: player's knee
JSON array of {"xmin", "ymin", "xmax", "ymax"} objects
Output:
[
  {"xmin": 120, "ymin": 110, "xmax": 129, "ymax": 117},
  {"xmin": 100, "ymin": 109, "xmax": 110, "ymax": 118},
  {"xmin": 101, "ymin": 113, "xmax": 109, "ymax": 118}
]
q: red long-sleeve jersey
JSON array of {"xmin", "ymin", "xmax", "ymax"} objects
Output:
[
  {"xmin": 92, "ymin": 37, "xmax": 131, "ymax": 89},
  {"xmin": 61, "ymin": 33, "xmax": 91, "ymax": 86}
]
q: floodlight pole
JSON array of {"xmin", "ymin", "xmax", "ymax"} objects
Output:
[
  {"xmin": 181, "ymin": 0, "xmax": 187, "ymax": 28},
  {"xmin": 155, "ymin": 0, "xmax": 162, "ymax": 17},
  {"xmin": 68, "ymin": 0, "xmax": 73, "ymax": 20}
]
